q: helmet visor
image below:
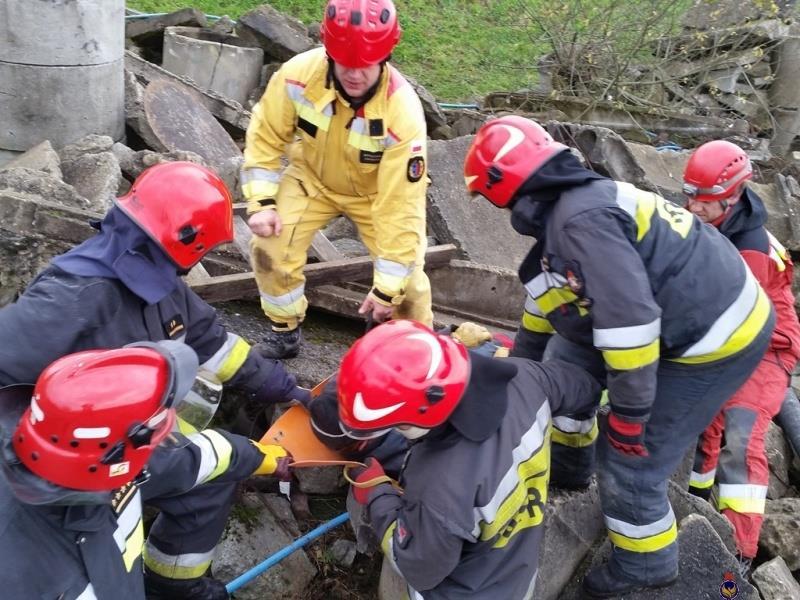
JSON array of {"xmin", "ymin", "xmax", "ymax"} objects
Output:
[
  {"xmin": 174, "ymin": 370, "xmax": 223, "ymax": 434},
  {"xmin": 338, "ymin": 421, "xmax": 393, "ymax": 441}
]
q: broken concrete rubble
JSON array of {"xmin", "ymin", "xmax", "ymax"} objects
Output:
[
  {"xmin": 759, "ymin": 497, "xmax": 800, "ymax": 570},
  {"xmin": 235, "ymin": 5, "xmax": 315, "ymax": 62},
  {"xmin": 751, "ymin": 556, "xmax": 800, "ymax": 600},
  {"xmin": 213, "ymin": 493, "xmax": 317, "ymax": 600}
]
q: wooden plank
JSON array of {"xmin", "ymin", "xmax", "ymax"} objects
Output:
[
  {"xmin": 192, "ymin": 244, "xmax": 457, "ymax": 303},
  {"xmin": 182, "ymin": 262, "xmax": 210, "ymax": 285}
]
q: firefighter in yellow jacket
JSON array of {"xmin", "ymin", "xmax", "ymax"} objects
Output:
[{"xmin": 242, "ymin": 0, "xmax": 433, "ymax": 358}]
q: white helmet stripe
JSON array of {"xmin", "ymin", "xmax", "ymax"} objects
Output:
[
  {"xmin": 493, "ymin": 124, "xmax": 525, "ymax": 163},
  {"xmin": 407, "ymin": 332, "xmax": 442, "ymax": 380}
]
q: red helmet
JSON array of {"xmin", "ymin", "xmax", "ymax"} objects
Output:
[
  {"xmin": 683, "ymin": 140, "xmax": 752, "ymax": 203},
  {"xmin": 115, "ymin": 162, "xmax": 234, "ymax": 269},
  {"xmin": 12, "ymin": 345, "xmax": 192, "ymax": 491},
  {"xmin": 338, "ymin": 320, "xmax": 470, "ymax": 433},
  {"xmin": 321, "ymin": 0, "xmax": 401, "ymax": 68},
  {"xmin": 465, "ymin": 115, "xmax": 568, "ymax": 208}
]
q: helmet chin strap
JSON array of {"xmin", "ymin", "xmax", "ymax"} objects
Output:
[{"xmin": 396, "ymin": 426, "xmax": 430, "ymax": 440}]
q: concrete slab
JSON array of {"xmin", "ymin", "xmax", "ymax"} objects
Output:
[
  {"xmin": 1, "ymin": 141, "xmax": 62, "ymax": 180},
  {"xmin": 627, "ymin": 143, "xmax": 692, "ymax": 205},
  {"xmin": 427, "ymin": 135, "xmax": 532, "ymax": 271},
  {"xmin": 142, "ymin": 79, "xmax": 242, "ymax": 170},
  {"xmin": 235, "ymin": 5, "xmax": 315, "ymax": 62},
  {"xmin": 752, "ymin": 556, "xmax": 800, "ymax": 600}
]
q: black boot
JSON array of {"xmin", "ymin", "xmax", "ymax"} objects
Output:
[
  {"xmin": 688, "ymin": 485, "xmax": 712, "ymax": 501},
  {"xmin": 144, "ymin": 567, "xmax": 229, "ymax": 600},
  {"xmin": 254, "ymin": 327, "xmax": 302, "ymax": 359},
  {"xmin": 582, "ymin": 564, "xmax": 678, "ymax": 598}
]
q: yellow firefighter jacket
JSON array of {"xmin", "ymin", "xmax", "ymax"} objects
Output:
[{"xmin": 242, "ymin": 47, "xmax": 429, "ymax": 301}]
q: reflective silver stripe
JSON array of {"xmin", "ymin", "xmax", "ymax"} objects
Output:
[
  {"xmin": 552, "ymin": 415, "xmax": 594, "ymax": 434},
  {"xmin": 523, "ymin": 271, "xmax": 567, "ymax": 299},
  {"xmin": 143, "ymin": 542, "xmax": 215, "ymax": 570},
  {"xmin": 689, "ymin": 469, "xmax": 716, "ymax": 485},
  {"xmin": 718, "ymin": 483, "xmax": 767, "ymax": 501},
  {"xmin": 189, "ymin": 430, "xmax": 232, "ymax": 485},
  {"xmin": 112, "ymin": 489, "xmax": 143, "ymax": 553},
  {"xmin": 522, "ymin": 569, "xmax": 538, "ymax": 600},
  {"xmin": 240, "ymin": 167, "xmax": 281, "ymax": 184},
  {"xmin": 524, "ymin": 294, "xmax": 545, "ymax": 317},
  {"xmin": 593, "ymin": 318, "xmax": 661, "ymax": 349},
  {"xmin": 471, "ymin": 403, "xmax": 551, "ymax": 536},
  {"xmin": 681, "ymin": 265, "xmax": 757, "ymax": 357},
  {"xmin": 605, "ymin": 506, "xmax": 675, "ymax": 538},
  {"xmin": 614, "ymin": 181, "xmax": 638, "ymax": 218},
  {"xmin": 76, "ymin": 584, "xmax": 98, "ymax": 600},
  {"xmin": 375, "ymin": 258, "xmax": 414, "ymax": 278},
  {"xmin": 260, "ymin": 284, "xmax": 305, "ymax": 308},
  {"xmin": 200, "ymin": 332, "xmax": 242, "ymax": 375},
  {"xmin": 350, "ymin": 117, "xmax": 369, "ymax": 136}
]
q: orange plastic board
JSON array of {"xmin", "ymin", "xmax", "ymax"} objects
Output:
[
  {"xmin": 259, "ymin": 405, "xmax": 345, "ymax": 464},
  {"xmin": 289, "ymin": 459, "xmax": 364, "ymax": 469}
]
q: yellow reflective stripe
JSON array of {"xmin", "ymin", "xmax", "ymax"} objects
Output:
[
  {"xmin": 478, "ymin": 431, "xmax": 550, "ymax": 547},
  {"xmin": 717, "ymin": 484, "xmax": 767, "ymax": 514},
  {"xmin": 176, "ymin": 416, "xmax": 199, "ymax": 435},
  {"xmin": 689, "ymin": 469, "xmax": 716, "ymax": 489},
  {"xmin": 535, "ymin": 286, "xmax": 579, "ymax": 315},
  {"xmin": 242, "ymin": 179, "xmax": 279, "ymax": 201},
  {"xmin": 607, "ymin": 520, "xmax": 677, "ymax": 553},
  {"xmin": 216, "ymin": 337, "xmax": 250, "ymax": 383},
  {"xmin": 348, "ymin": 129, "xmax": 384, "ymax": 152},
  {"xmin": 671, "ymin": 287, "xmax": 770, "ymax": 364},
  {"xmin": 522, "ymin": 311, "xmax": 555, "ymax": 334},
  {"xmin": 602, "ymin": 338, "xmax": 660, "ymax": 370},
  {"xmin": 190, "ymin": 429, "xmax": 233, "ymax": 484},
  {"xmin": 381, "ymin": 520, "xmax": 398, "ymax": 557},
  {"xmin": 633, "ymin": 190, "xmax": 655, "ymax": 241},
  {"xmin": 260, "ymin": 287, "xmax": 307, "ymax": 319},
  {"xmin": 373, "ymin": 273, "xmax": 406, "ymax": 297},
  {"xmin": 143, "ymin": 545, "xmax": 213, "ymax": 579},
  {"xmin": 551, "ymin": 419, "xmax": 599, "ymax": 448},
  {"xmin": 293, "ymin": 101, "xmax": 331, "ymax": 131},
  {"xmin": 122, "ymin": 521, "xmax": 144, "ymax": 572}
]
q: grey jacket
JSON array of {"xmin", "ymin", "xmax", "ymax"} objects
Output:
[{"xmin": 364, "ymin": 355, "xmax": 601, "ymax": 599}]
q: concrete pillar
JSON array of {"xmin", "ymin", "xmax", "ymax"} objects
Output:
[
  {"xmin": 0, "ymin": 0, "xmax": 125, "ymax": 163},
  {"xmin": 162, "ymin": 27, "xmax": 264, "ymax": 106}
]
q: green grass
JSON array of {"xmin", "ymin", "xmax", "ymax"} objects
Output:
[{"xmin": 127, "ymin": 1, "xmax": 687, "ymax": 102}]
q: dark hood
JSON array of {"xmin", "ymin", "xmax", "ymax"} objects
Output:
[
  {"xmin": 52, "ymin": 206, "xmax": 180, "ymax": 305},
  {"xmin": 0, "ymin": 385, "xmax": 112, "ymax": 507},
  {"xmin": 510, "ymin": 151, "xmax": 606, "ymax": 238},
  {"xmin": 446, "ymin": 351, "xmax": 517, "ymax": 443},
  {"xmin": 719, "ymin": 187, "xmax": 767, "ymax": 239}
]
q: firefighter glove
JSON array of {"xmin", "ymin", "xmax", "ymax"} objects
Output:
[
  {"xmin": 452, "ymin": 322, "xmax": 492, "ymax": 348},
  {"xmin": 347, "ymin": 457, "xmax": 389, "ymax": 505},
  {"xmin": 251, "ymin": 441, "xmax": 293, "ymax": 480},
  {"xmin": 606, "ymin": 412, "xmax": 649, "ymax": 457}
]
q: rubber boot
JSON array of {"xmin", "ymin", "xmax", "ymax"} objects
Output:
[
  {"xmin": 144, "ymin": 568, "xmax": 229, "ymax": 600},
  {"xmin": 582, "ymin": 564, "xmax": 678, "ymax": 598},
  {"xmin": 254, "ymin": 327, "xmax": 302, "ymax": 359}
]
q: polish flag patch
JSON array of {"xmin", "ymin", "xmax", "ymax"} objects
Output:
[{"xmin": 411, "ymin": 140, "xmax": 424, "ymax": 154}]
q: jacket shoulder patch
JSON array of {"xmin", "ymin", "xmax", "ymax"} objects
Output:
[{"xmin": 407, "ymin": 157, "xmax": 425, "ymax": 182}]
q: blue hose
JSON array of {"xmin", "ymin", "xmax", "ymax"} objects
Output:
[{"xmin": 225, "ymin": 512, "xmax": 350, "ymax": 593}]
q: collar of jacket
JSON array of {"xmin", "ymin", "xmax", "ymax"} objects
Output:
[
  {"xmin": 718, "ymin": 186, "xmax": 767, "ymax": 238},
  {"xmin": 446, "ymin": 351, "xmax": 517, "ymax": 442},
  {"xmin": 302, "ymin": 49, "xmax": 391, "ymax": 122},
  {"xmin": 510, "ymin": 151, "xmax": 606, "ymax": 238}
]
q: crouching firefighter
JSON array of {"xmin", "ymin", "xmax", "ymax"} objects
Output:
[
  {"xmin": 337, "ymin": 320, "xmax": 601, "ymax": 599},
  {"xmin": 0, "ymin": 342, "xmax": 292, "ymax": 600}
]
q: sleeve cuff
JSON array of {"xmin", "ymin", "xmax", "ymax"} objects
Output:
[{"xmin": 246, "ymin": 199, "xmax": 277, "ymax": 215}]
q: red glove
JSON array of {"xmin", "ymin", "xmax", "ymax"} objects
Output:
[
  {"xmin": 348, "ymin": 457, "xmax": 388, "ymax": 505},
  {"xmin": 606, "ymin": 412, "xmax": 649, "ymax": 457}
]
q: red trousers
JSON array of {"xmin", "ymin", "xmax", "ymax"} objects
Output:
[{"xmin": 690, "ymin": 354, "xmax": 789, "ymax": 558}]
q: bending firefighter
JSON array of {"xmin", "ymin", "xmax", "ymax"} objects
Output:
[
  {"xmin": 683, "ymin": 140, "xmax": 800, "ymax": 573},
  {"xmin": 338, "ymin": 320, "xmax": 601, "ymax": 599},
  {"xmin": 0, "ymin": 162, "xmax": 305, "ymax": 598},
  {"xmin": 0, "ymin": 342, "xmax": 291, "ymax": 600},
  {"xmin": 242, "ymin": 0, "xmax": 433, "ymax": 359},
  {"xmin": 464, "ymin": 116, "xmax": 774, "ymax": 597}
]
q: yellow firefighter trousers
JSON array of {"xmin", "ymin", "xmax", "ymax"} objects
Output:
[{"xmin": 250, "ymin": 174, "xmax": 433, "ymax": 330}]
